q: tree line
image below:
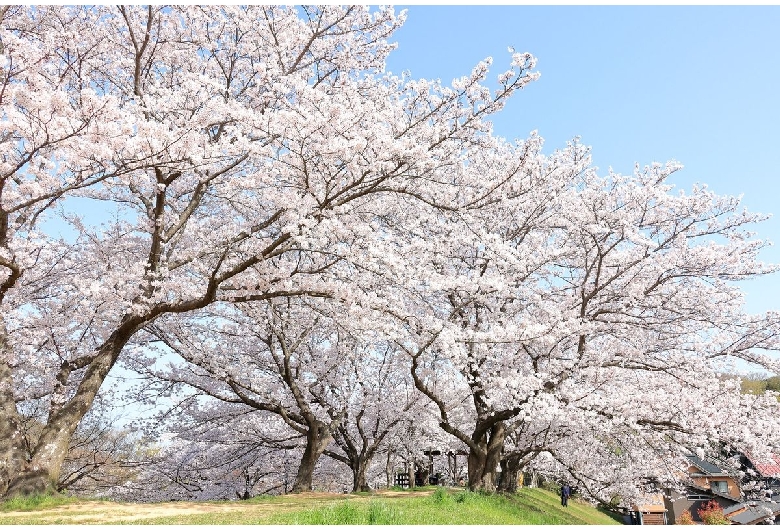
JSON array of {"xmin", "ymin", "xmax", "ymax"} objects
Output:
[{"xmin": 2, "ymin": 6, "xmax": 780, "ymax": 503}]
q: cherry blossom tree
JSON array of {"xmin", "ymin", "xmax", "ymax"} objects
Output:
[
  {"xmin": 0, "ymin": 5, "xmax": 132, "ymax": 496},
  {"xmin": 1, "ymin": 5, "xmax": 537, "ymax": 497},
  {"xmin": 118, "ymin": 409, "xmax": 301, "ymax": 501},
  {"xmin": 384, "ymin": 137, "xmax": 586, "ymax": 490},
  {"xmin": 389, "ymin": 141, "xmax": 780, "ymax": 492},
  {"xmin": 56, "ymin": 395, "xmax": 154, "ymax": 497},
  {"xmin": 4, "ymin": 4, "xmax": 779, "ymax": 503},
  {"xmin": 321, "ymin": 340, "xmax": 421, "ymax": 492},
  {"xmin": 134, "ymin": 294, "xmax": 421, "ymax": 494},
  {"xmin": 136, "ymin": 298, "xmax": 354, "ymax": 494}
]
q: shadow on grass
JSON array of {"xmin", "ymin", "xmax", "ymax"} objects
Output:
[{"xmin": 597, "ymin": 506, "xmax": 627, "ymax": 524}]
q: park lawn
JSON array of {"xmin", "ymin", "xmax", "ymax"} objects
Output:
[
  {"xmin": 506, "ymin": 487, "xmax": 622, "ymax": 525},
  {"xmin": 0, "ymin": 487, "xmax": 622, "ymax": 525},
  {"xmin": 266, "ymin": 487, "xmax": 622, "ymax": 525}
]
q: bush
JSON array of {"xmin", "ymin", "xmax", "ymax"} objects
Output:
[
  {"xmin": 431, "ymin": 487, "xmax": 448, "ymax": 504},
  {"xmin": 697, "ymin": 500, "xmax": 730, "ymax": 525},
  {"xmin": 454, "ymin": 490, "xmax": 472, "ymax": 503},
  {"xmin": 766, "ymin": 375, "xmax": 780, "ymax": 392}
]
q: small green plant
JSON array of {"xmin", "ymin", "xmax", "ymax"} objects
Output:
[
  {"xmin": 367, "ymin": 500, "xmax": 400, "ymax": 524},
  {"xmin": 431, "ymin": 487, "xmax": 448, "ymax": 504},
  {"xmin": 1, "ymin": 493, "xmax": 73, "ymax": 512},
  {"xmin": 292, "ymin": 501, "xmax": 352, "ymax": 524},
  {"xmin": 242, "ymin": 494, "xmax": 277, "ymax": 504},
  {"xmin": 333, "ymin": 501, "xmax": 361, "ymax": 524}
]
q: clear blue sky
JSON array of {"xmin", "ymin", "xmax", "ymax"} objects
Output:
[{"xmin": 386, "ymin": 6, "xmax": 780, "ymax": 315}]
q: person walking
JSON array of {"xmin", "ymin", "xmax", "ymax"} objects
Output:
[{"xmin": 561, "ymin": 484, "xmax": 571, "ymax": 507}]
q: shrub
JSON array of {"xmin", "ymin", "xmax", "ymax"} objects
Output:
[
  {"xmin": 765, "ymin": 375, "xmax": 780, "ymax": 392},
  {"xmin": 431, "ymin": 487, "xmax": 448, "ymax": 504},
  {"xmin": 697, "ymin": 500, "xmax": 730, "ymax": 525},
  {"xmin": 454, "ymin": 490, "xmax": 470, "ymax": 503}
]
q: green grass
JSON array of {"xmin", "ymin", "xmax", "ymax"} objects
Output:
[
  {"xmin": 267, "ymin": 488, "xmax": 621, "ymax": 525},
  {"xmin": 0, "ymin": 487, "xmax": 622, "ymax": 525},
  {"xmin": 0, "ymin": 492, "xmax": 78, "ymax": 513},
  {"xmin": 506, "ymin": 488, "xmax": 621, "ymax": 525}
]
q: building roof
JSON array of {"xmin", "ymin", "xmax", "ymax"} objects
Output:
[
  {"xmin": 686, "ymin": 454, "xmax": 726, "ymax": 475},
  {"xmin": 631, "ymin": 493, "xmax": 666, "ymax": 512},
  {"xmin": 745, "ymin": 452, "xmax": 780, "ymax": 478},
  {"xmin": 723, "ymin": 501, "xmax": 780, "ymax": 525}
]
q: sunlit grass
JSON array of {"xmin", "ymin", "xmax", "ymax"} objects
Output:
[
  {"xmin": 268, "ymin": 487, "xmax": 621, "ymax": 525},
  {"xmin": 0, "ymin": 492, "xmax": 79, "ymax": 512},
  {"xmin": 0, "ymin": 486, "xmax": 621, "ymax": 525}
]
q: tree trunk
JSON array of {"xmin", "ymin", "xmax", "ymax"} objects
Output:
[
  {"xmin": 352, "ymin": 457, "xmax": 371, "ymax": 493},
  {"xmin": 3, "ymin": 324, "xmax": 137, "ymax": 498},
  {"xmin": 385, "ymin": 451, "xmax": 392, "ymax": 489},
  {"xmin": 467, "ymin": 451, "xmax": 489, "ymax": 491},
  {"xmin": 416, "ymin": 460, "xmax": 429, "ymax": 487},
  {"xmin": 466, "ymin": 421, "xmax": 505, "ymax": 491},
  {"xmin": 497, "ymin": 453, "xmax": 521, "ymax": 493},
  {"xmin": 0, "ymin": 356, "xmax": 28, "ymax": 498},
  {"xmin": 291, "ymin": 420, "xmax": 332, "ymax": 493}
]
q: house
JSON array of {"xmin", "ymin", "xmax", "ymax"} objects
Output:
[
  {"xmin": 723, "ymin": 500, "xmax": 780, "ymax": 525},
  {"xmin": 630, "ymin": 493, "xmax": 668, "ymax": 525},
  {"xmin": 663, "ymin": 455, "xmax": 742, "ymax": 524},
  {"xmin": 741, "ymin": 452, "xmax": 780, "ymax": 501},
  {"xmin": 626, "ymin": 453, "xmax": 780, "ymax": 524}
]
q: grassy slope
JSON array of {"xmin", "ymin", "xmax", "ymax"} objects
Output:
[
  {"xmin": 0, "ymin": 487, "xmax": 622, "ymax": 525},
  {"xmin": 268, "ymin": 488, "xmax": 622, "ymax": 525}
]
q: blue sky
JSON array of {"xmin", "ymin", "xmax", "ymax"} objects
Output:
[{"xmin": 385, "ymin": 6, "xmax": 780, "ymax": 315}]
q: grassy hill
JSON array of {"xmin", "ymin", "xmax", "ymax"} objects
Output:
[
  {"xmin": 0, "ymin": 487, "xmax": 622, "ymax": 525},
  {"xmin": 271, "ymin": 487, "xmax": 622, "ymax": 525}
]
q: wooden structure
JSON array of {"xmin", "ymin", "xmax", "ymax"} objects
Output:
[
  {"xmin": 394, "ymin": 472, "xmax": 410, "ymax": 488},
  {"xmin": 631, "ymin": 493, "xmax": 668, "ymax": 525}
]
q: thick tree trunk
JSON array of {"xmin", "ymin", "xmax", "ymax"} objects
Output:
[
  {"xmin": 0, "ymin": 356, "xmax": 28, "ymax": 498},
  {"xmin": 291, "ymin": 420, "xmax": 332, "ymax": 493},
  {"xmin": 4, "ymin": 324, "xmax": 137, "ymax": 498},
  {"xmin": 497, "ymin": 453, "xmax": 521, "ymax": 493},
  {"xmin": 466, "ymin": 421, "xmax": 505, "ymax": 491},
  {"xmin": 352, "ymin": 458, "xmax": 371, "ymax": 492},
  {"xmin": 416, "ymin": 460, "xmax": 430, "ymax": 486}
]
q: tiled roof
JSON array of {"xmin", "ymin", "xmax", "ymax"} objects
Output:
[
  {"xmin": 724, "ymin": 501, "xmax": 780, "ymax": 525},
  {"xmin": 746, "ymin": 452, "xmax": 780, "ymax": 478},
  {"xmin": 686, "ymin": 454, "xmax": 725, "ymax": 475}
]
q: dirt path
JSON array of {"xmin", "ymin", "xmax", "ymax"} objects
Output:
[
  {"xmin": 3, "ymin": 501, "xmax": 260, "ymax": 524},
  {"xmin": 0, "ymin": 489, "xmax": 435, "ymax": 524}
]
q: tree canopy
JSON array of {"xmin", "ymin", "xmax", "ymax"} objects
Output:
[{"xmin": 1, "ymin": 5, "xmax": 779, "ymax": 502}]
